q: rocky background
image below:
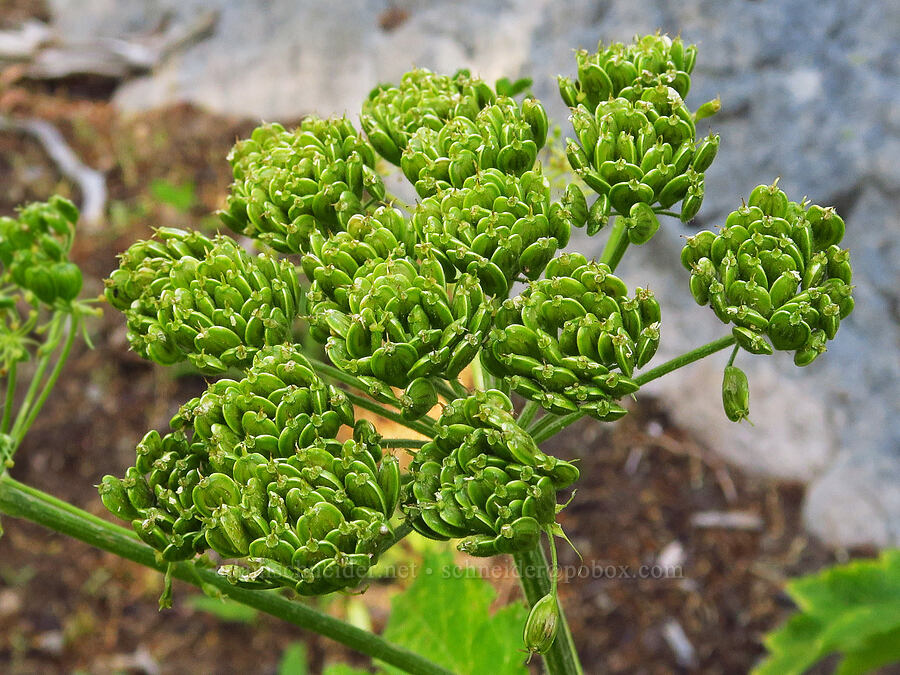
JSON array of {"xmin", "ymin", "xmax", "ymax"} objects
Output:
[{"xmin": 44, "ymin": 0, "xmax": 897, "ymax": 548}]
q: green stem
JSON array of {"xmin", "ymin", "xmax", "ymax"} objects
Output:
[
  {"xmin": 343, "ymin": 391, "xmax": 435, "ymax": 438},
  {"xmin": 305, "ymin": 356, "xmax": 375, "ymax": 395},
  {"xmin": 383, "ymin": 191, "xmax": 411, "ymax": 212},
  {"xmin": 471, "ymin": 354, "xmax": 486, "ymax": 391},
  {"xmin": 633, "ymin": 334, "xmax": 737, "ymax": 387},
  {"xmin": 531, "ymin": 412, "xmax": 582, "ymax": 445},
  {"xmin": 598, "ymin": 216, "xmax": 629, "ymax": 272},
  {"xmin": 10, "ymin": 314, "xmax": 66, "ymax": 443},
  {"xmin": 513, "ymin": 544, "xmax": 582, "ymax": 675},
  {"xmin": 449, "ymin": 379, "xmax": 469, "ymax": 399},
  {"xmin": 13, "ymin": 314, "xmax": 80, "ymax": 447},
  {"xmin": 516, "ymin": 400, "xmax": 539, "ymax": 429},
  {"xmin": 0, "ymin": 475, "xmax": 452, "ymax": 675},
  {"xmin": 652, "ymin": 209, "xmax": 681, "ymax": 218},
  {"xmin": 380, "ymin": 438, "xmax": 426, "ymax": 449},
  {"xmin": 431, "ymin": 378, "xmax": 459, "ymax": 403},
  {"xmin": 11, "ymin": 315, "xmax": 62, "ymax": 434},
  {"xmin": 1, "ymin": 360, "xmax": 16, "ymax": 435},
  {"xmin": 727, "ymin": 344, "xmax": 739, "ymax": 367},
  {"xmin": 526, "ymin": 413, "xmax": 558, "ymax": 439}
]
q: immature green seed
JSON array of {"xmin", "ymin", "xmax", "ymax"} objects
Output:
[
  {"xmin": 722, "ymin": 365, "xmax": 750, "ymax": 423},
  {"xmin": 523, "ymin": 593, "xmax": 560, "ymax": 655}
]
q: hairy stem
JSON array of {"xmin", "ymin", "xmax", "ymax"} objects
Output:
[
  {"xmin": 634, "ymin": 335, "xmax": 737, "ymax": 387},
  {"xmin": 598, "ymin": 216, "xmax": 629, "ymax": 272},
  {"xmin": 513, "ymin": 544, "xmax": 583, "ymax": 675},
  {"xmin": 0, "ymin": 474, "xmax": 452, "ymax": 675}
]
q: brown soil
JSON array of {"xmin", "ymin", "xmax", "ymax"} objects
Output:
[{"xmin": 0, "ymin": 8, "xmax": 870, "ymax": 673}]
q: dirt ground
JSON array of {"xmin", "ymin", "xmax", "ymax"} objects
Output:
[{"xmin": 0, "ymin": 6, "xmax": 873, "ymax": 674}]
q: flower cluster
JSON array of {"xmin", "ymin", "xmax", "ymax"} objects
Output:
[
  {"xmin": 100, "ymin": 345, "xmax": 399, "ymax": 595},
  {"xmin": 681, "ymin": 182, "xmax": 853, "ymax": 366},
  {"xmin": 483, "ymin": 253, "xmax": 659, "ymax": 418},
  {"xmin": 403, "ymin": 390, "xmax": 578, "ymax": 556}
]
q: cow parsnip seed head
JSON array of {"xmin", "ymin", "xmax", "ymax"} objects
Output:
[
  {"xmin": 403, "ymin": 390, "xmax": 578, "ymax": 556},
  {"xmin": 681, "ymin": 181, "xmax": 853, "ymax": 366},
  {"xmin": 0, "ymin": 197, "xmax": 82, "ymax": 309},
  {"xmin": 101, "ymin": 345, "xmax": 399, "ymax": 594},
  {"xmin": 99, "ymin": 33, "xmax": 856, "ymax": 597}
]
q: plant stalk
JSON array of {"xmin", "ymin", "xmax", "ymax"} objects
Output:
[
  {"xmin": 343, "ymin": 391, "xmax": 435, "ymax": 438},
  {"xmin": 598, "ymin": 217, "xmax": 629, "ymax": 272},
  {"xmin": 0, "ymin": 474, "xmax": 452, "ymax": 675},
  {"xmin": 634, "ymin": 334, "xmax": 736, "ymax": 387},
  {"xmin": 531, "ymin": 412, "xmax": 582, "ymax": 445},
  {"xmin": 513, "ymin": 544, "xmax": 583, "ymax": 675}
]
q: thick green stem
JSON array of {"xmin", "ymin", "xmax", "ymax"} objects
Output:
[
  {"xmin": 471, "ymin": 354, "xmax": 486, "ymax": 391},
  {"xmin": 449, "ymin": 379, "xmax": 469, "ymax": 399},
  {"xmin": 431, "ymin": 378, "xmax": 459, "ymax": 403},
  {"xmin": 343, "ymin": 391, "xmax": 435, "ymax": 438},
  {"xmin": 0, "ymin": 475, "xmax": 451, "ymax": 675},
  {"xmin": 513, "ymin": 544, "xmax": 583, "ymax": 675},
  {"xmin": 633, "ymin": 335, "xmax": 736, "ymax": 387},
  {"xmin": 598, "ymin": 217, "xmax": 629, "ymax": 272}
]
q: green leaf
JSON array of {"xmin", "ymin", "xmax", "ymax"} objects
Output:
[
  {"xmin": 755, "ymin": 549, "xmax": 900, "ymax": 675},
  {"xmin": 150, "ymin": 179, "xmax": 196, "ymax": 212},
  {"xmin": 323, "ymin": 666, "xmax": 373, "ymax": 675},
  {"xmin": 381, "ymin": 552, "xmax": 528, "ymax": 675},
  {"xmin": 278, "ymin": 642, "xmax": 308, "ymax": 675},
  {"xmin": 186, "ymin": 593, "xmax": 259, "ymax": 623}
]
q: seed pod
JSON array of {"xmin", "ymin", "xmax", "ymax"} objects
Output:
[
  {"xmin": 722, "ymin": 365, "xmax": 750, "ymax": 422},
  {"xmin": 523, "ymin": 593, "xmax": 560, "ymax": 655}
]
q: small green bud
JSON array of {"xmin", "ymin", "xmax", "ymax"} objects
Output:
[{"xmin": 722, "ymin": 365, "xmax": 750, "ymax": 422}]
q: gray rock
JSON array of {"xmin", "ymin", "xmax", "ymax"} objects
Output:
[{"xmin": 46, "ymin": 0, "xmax": 900, "ymax": 547}]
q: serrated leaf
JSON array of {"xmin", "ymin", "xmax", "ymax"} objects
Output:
[
  {"xmin": 754, "ymin": 549, "xmax": 900, "ymax": 675},
  {"xmin": 381, "ymin": 552, "xmax": 528, "ymax": 675}
]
